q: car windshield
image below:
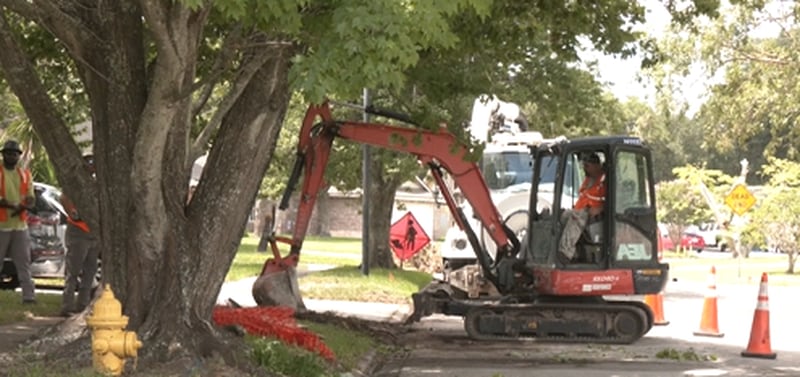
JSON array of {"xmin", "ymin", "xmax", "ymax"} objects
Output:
[
  {"xmin": 481, "ymin": 151, "xmax": 533, "ymax": 190},
  {"xmin": 33, "ymin": 184, "xmax": 66, "ymax": 217}
]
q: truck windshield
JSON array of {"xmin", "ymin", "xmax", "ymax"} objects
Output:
[{"xmin": 481, "ymin": 151, "xmax": 533, "ymax": 190}]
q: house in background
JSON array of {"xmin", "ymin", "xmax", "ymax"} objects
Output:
[{"xmin": 257, "ymin": 179, "xmax": 453, "ymax": 242}]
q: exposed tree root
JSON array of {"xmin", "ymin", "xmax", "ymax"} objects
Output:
[
  {"xmin": 1, "ymin": 310, "xmax": 410, "ymax": 376},
  {"xmin": 1, "ymin": 312, "xmax": 274, "ymax": 376}
]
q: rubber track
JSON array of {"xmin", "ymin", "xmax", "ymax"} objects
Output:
[{"xmin": 464, "ymin": 301, "xmax": 651, "ymax": 344}]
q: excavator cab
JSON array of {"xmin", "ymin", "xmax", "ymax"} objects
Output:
[{"xmin": 526, "ymin": 136, "xmax": 668, "ymax": 294}]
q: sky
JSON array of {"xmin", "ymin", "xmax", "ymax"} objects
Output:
[
  {"xmin": 587, "ymin": 1, "xmax": 672, "ymax": 103},
  {"xmin": 584, "ymin": 0, "xmax": 787, "ymax": 116},
  {"xmin": 578, "ymin": 0, "xmax": 693, "ymax": 110}
]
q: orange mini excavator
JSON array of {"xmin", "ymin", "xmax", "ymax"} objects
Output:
[{"xmin": 253, "ymin": 101, "xmax": 669, "ymax": 344}]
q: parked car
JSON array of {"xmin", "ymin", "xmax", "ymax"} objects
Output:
[
  {"xmin": 695, "ymin": 222, "xmax": 718, "ymax": 246},
  {"xmin": 680, "ymin": 231, "xmax": 706, "ymax": 252},
  {"xmin": 0, "ymin": 182, "xmax": 68, "ymax": 289},
  {"xmin": 687, "ymin": 222, "xmax": 734, "ymax": 251},
  {"xmin": 657, "ymin": 223, "xmax": 675, "ymax": 253}
]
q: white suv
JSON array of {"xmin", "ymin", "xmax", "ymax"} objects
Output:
[{"xmin": 696, "ymin": 222, "xmax": 728, "ymax": 251}]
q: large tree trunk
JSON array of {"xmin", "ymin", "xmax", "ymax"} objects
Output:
[
  {"xmin": 0, "ymin": 1, "xmax": 295, "ymax": 368},
  {"xmin": 366, "ymin": 151, "xmax": 404, "ymax": 269},
  {"xmin": 136, "ymin": 52, "xmax": 292, "ymax": 360}
]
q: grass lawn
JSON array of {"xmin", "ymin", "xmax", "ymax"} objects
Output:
[
  {"xmin": 0, "ymin": 290, "xmax": 61, "ymax": 325},
  {"xmin": 300, "ymin": 266, "xmax": 432, "ymax": 304},
  {"xmin": 663, "ymin": 251, "xmax": 798, "ymax": 286},
  {"xmin": 226, "ymin": 235, "xmax": 362, "ymax": 281},
  {"xmin": 230, "ymin": 234, "xmax": 432, "ymax": 304}
]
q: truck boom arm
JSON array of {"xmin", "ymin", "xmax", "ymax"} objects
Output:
[{"xmin": 274, "ymin": 102, "xmax": 520, "ymax": 290}]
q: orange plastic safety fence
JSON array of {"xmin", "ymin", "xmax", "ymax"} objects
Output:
[{"xmin": 212, "ymin": 306, "xmax": 335, "ymax": 361}]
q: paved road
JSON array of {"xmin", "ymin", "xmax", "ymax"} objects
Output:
[
  {"xmin": 372, "ymin": 279, "xmax": 800, "ymax": 377},
  {"xmin": 10, "ymin": 249, "xmax": 795, "ymax": 376},
  {"xmin": 217, "ymin": 265, "xmax": 800, "ymax": 377}
]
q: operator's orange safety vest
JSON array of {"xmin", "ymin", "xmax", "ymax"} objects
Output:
[
  {"xmin": 0, "ymin": 167, "xmax": 32, "ymax": 222},
  {"xmin": 574, "ymin": 174, "xmax": 606, "ymax": 210}
]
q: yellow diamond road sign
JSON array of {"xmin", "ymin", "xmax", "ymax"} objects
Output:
[{"xmin": 724, "ymin": 184, "xmax": 756, "ymax": 216}]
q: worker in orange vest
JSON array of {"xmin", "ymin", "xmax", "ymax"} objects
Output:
[
  {"xmin": 558, "ymin": 152, "xmax": 607, "ymax": 263},
  {"xmin": 0, "ymin": 140, "xmax": 36, "ymax": 304},
  {"xmin": 60, "ymin": 154, "xmax": 99, "ymax": 316}
]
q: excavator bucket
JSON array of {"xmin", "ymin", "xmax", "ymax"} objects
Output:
[{"xmin": 251, "ymin": 239, "xmax": 306, "ymax": 310}]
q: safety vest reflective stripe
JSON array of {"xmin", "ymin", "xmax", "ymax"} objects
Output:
[
  {"xmin": 575, "ymin": 174, "xmax": 606, "ymax": 210},
  {"xmin": 585, "ymin": 194, "xmax": 605, "ymax": 202}
]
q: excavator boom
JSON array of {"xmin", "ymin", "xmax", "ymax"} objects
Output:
[
  {"xmin": 254, "ymin": 101, "xmax": 667, "ymax": 345},
  {"xmin": 253, "ymin": 102, "xmax": 520, "ymax": 308}
]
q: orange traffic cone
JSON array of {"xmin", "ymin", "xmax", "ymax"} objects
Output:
[
  {"xmin": 741, "ymin": 272, "xmax": 777, "ymax": 359},
  {"xmin": 694, "ymin": 266, "xmax": 724, "ymax": 337},
  {"xmin": 644, "ymin": 293, "xmax": 669, "ymax": 326}
]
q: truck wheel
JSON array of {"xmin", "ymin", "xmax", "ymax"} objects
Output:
[
  {"xmin": 0, "ymin": 261, "xmax": 20, "ymax": 290},
  {"xmin": 481, "ymin": 210, "xmax": 529, "ymax": 260},
  {"xmin": 0, "ymin": 273, "xmax": 20, "ymax": 290},
  {"xmin": 504, "ymin": 211, "xmax": 529, "ymax": 251}
]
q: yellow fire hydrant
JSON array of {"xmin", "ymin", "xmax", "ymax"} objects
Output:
[{"xmin": 86, "ymin": 284, "xmax": 143, "ymax": 376}]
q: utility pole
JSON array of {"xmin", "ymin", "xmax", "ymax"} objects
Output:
[{"xmin": 361, "ymin": 88, "xmax": 371, "ymax": 276}]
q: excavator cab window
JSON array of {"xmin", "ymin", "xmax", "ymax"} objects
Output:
[
  {"xmin": 610, "ymin": 149, "xmax": 657, "ymax": 263},
  {"xmin": 527, "ymin": 151, "xmax": 582, "ymax": 264},
  {"xmin": 561, "ymin": 150, "xmax": 608, "ymax": 265}
]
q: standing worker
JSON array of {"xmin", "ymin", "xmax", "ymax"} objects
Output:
[
  {"xmin": 0, "ymin": 140, "xmax": 36, "ymax": 304},
  {"xmin": 60, "ymin": 154, "xmax": 99, "ymax": 316}
]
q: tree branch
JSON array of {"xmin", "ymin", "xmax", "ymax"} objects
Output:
[
  {"xmin": 189, "ymin": 38, "xmax": 284, "ymax": 160},
  {"xmin": 0, "ymin": 11, "xmax": 90, "ymax": 189},
  {"xmin": 0, "ymin": 0, "xmax": 113, "ymax": 85},
  {"xmin": 0, "ymin": 0, "xmax": 38, "ymax": 19},
  {"xmin": 719, "ymin": 40, "xmax": 793, "ymax": 66},
  {"xmin": 191, "ymin": 25, "xmax": 245, "ymax": 119},
  {"xmin": 138, "ymin": 0, "xmax": 172, "ymax": 56},
  {"xmin": 139, "ymin": 0, "xmax": 209, "ymax": 84}
]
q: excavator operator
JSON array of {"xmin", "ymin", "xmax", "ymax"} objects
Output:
[{"xmin": 558, "ymin": 152, "xmax": 606, "ymax": 264}]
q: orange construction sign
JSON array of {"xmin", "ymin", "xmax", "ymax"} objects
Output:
[{"xmin": 389, "ymin": 212, "xmax": 430, "ymax": 261}]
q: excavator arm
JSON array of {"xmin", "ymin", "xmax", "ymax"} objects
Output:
[
  {"xmin": 263, "ymin": 101, "xmax": 520, "ymax": 292},
  {"xmin": 254, "ymin": 103, "xmax": 665, "ymax": 345}
]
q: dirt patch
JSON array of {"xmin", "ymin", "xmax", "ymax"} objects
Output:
[{"xmin": 0, "ymin": 315, "xmax": 63, "ymax": 355}]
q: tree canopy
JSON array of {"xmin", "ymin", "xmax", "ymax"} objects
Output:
[
  {"xmin": 646, "ymin": 1, "xmax": 800, "ymax": 176},
  {"xmin": 0, "ymin": 0, "xmax": 722, "ymax": 371}
]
